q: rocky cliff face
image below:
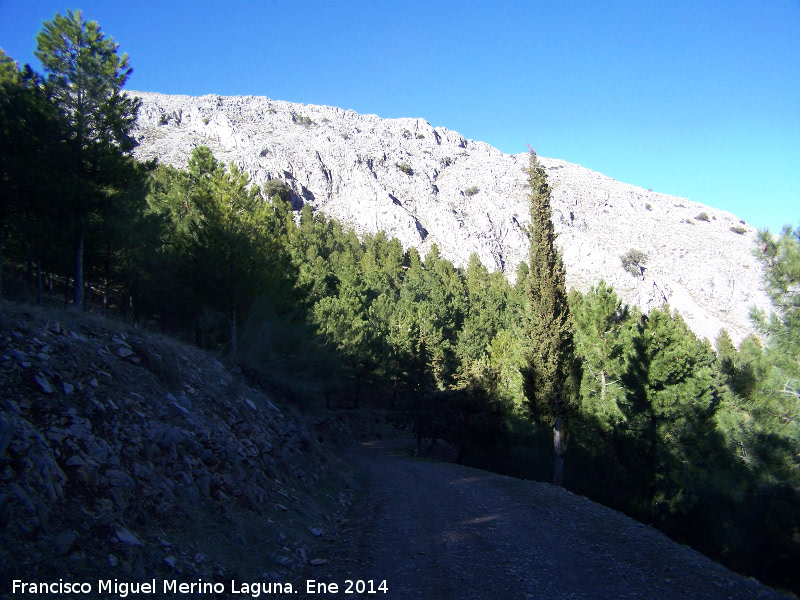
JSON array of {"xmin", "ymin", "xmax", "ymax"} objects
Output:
[{"xmin": 130, "ymin": 91, "xmax": 771, "ymax": 344}]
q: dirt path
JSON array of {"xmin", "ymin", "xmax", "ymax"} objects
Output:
[{"xmin": 309, "ymin": 439, "xmax": 784, "ymax": 600}]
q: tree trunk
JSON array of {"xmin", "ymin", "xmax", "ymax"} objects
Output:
[
  {"xmin": 553, "ymin": 392, "xmax": 565, "ymax": 486},
  {"xmin": 354, "ymin": 369, "xmax": 361, "ymax": 409},
  {"xmin": 195, "ymin": 317, "xmax": 205, "ymax": 349},
  {"xmin": 64, "ymin": 277, "xmax": 71, "ymax": 307},
  {"xmin": 601, "ymin": 369, "xmax": 606, "ymax": 404},
  {"xmin": 229, "ymin": 307, "xmax": 237, "ymax": 357},
  {"xmin": 26, "ymin": 249, "xmax": 32, "ymax": 282},
  {"xmin": 73, "ymin": 218, "xmax": 84, "ymax": 309},
  {"xmin": 35, "ymin": 257, "xmax": 42, "ymax": 305},
  {"xmin": 0, "ymin": 221, "xmax": 4, "ymax": 298},
  {"xmin": 553, "ymin": 414, "xmax": 564, "ymax": 486}
]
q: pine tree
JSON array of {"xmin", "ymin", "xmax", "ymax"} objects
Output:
[
  {"xmin": 751, "ymin": 225, "xmax": 800, "ymax": 413},
  {"xmin": 619, "ymin": 307, "xmax": 719, "ymax": 518},
  {"xmin": 521, "ymin": 149, "xmax": 578, "ymax": 485},
  {"xmin": 570, "ymin": 282, "xmax": 633, "ymax": 428},
  {"xmin": 0, "ymin": 50, "xmax": 65, "ymax": 299},
  {"xmin": 34, "ymin": 10, "xmax": 141, "ymax": 309},
  {"xmin": 186, "ymin": 153, "xmax": 282, "ymax": 355}
]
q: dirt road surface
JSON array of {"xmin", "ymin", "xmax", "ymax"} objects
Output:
[{"xmin": 307, "ymin": 439, "xmax": 784, "ymax": 600}]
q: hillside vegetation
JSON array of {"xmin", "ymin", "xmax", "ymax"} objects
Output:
[{"xmin": 1, "ymin": 10, "xmax": 799, "ymax": 596}]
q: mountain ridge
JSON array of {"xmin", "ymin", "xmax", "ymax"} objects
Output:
[{"xmin": 129, "ymin": 91, "xmax": 771, "ymax": 344}]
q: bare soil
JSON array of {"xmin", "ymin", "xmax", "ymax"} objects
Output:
[{"xmin": 303, "ymin": 439, "xmax": 786, "ymax": 600}]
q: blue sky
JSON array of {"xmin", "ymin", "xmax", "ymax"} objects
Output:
[{"xmin": 2, "ymin": 0, "xmax": 798, "ymax": 232}]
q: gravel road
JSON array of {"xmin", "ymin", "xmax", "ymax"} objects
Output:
[{"xmin": 308, "ymin": 439, "xmax": 785, "ymax": 600}]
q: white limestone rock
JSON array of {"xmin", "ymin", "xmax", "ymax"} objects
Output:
[{"xmin": 130, "ymin": 91, "xmax": 772, "ymax": 344}]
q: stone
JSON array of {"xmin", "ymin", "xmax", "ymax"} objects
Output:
[
  {"xmin": 68, "ymin": 419, "xmax": 92, "ymax": 440},
  {"xmin": 33, "ymin": 373, "xmax": 54, "ymax": 394},
  {"xmin": 0, "ymin": 417, "xmax": 11, "ymax": 456},
  {"xmin": 106, "ymin": 469, "xmax": 134, "ymax": 488},
  {"xmin": 310, "ymin": 528, "xmax": 323, "ymax": 537},
  {"xmin": 11, "ymin": 349, "xmax": 29, "ymax": 363},
  {"xmin": 65, "ymin": 455, "xmax": 86, "ymax": 467},
  {"xmin": 53, "ymin": 530, "xmax": 77, "ymax": 555},
  {"xmin": 171, "ymin": 402, "xmax": 190, "ymax": 416},
  {"xmin": 115, "ymin": 526, "xmax": 144, "ymax": 546},
  {"xmin": 62, "ymin": 382, "xmax": 74, "ymax": 395}
]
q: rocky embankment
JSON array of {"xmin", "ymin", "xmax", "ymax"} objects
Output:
[
  {"xmin": 130, "ymin": 91, "xmax": 772, "ymax": 344},
  {"xmin": 0, "ymin": 300, "xmax": 375, "ymax": 596}
]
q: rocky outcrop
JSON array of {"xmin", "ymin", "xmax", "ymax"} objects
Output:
[
  {"xmin": 131, "ymin": 92, "xmax": 771, "ymax": 344},
  {"xmin": 0, "ymin": 301, "xmax": 360, "ymax": 587}
]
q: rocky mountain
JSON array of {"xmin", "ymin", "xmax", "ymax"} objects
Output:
[{"xmin": 130, "ymin": 91, "xmax": 772, "ymax": 344}]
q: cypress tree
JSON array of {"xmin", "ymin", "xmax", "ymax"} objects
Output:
[{"xmin": 521, "ymin": 149, "xmax": 578, "ymax": 485}]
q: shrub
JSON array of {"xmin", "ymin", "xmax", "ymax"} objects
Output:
[
  {"xmin": 464, "ymin": 186, "xmax": 479, "ymax": 197},
  {"xmin": 263, "ymin": 179, "xmax": 293, "ymax": 204},
  {"xmin": 443, "ymin": 157, "xmax": 452, "ymax": 167},
  {"xmin": 292, "ymin": 114, "xmax": 314, "ymax": 127},
  {"xmin": 730, "ymin": 226, "xmax": 747, "ymax": 235},
  {"xmin": 645, "ymin": 203, "xmax": 652, "ymax": 211},
  {"xmin": 621, "ymin": 248, "xmax": 649, "ymax": 278},
  {"xmin": 396, "ymin": 162, "xmax": 413, "ymax": 175},
  {"xmin": 402, "ymin": 129, "xmax": 412, "ymax": 139},
  {"xmin": 695, "ymin": 212, "xmax": 710, "ymax": 222},
  {"xmin": 416, "ymin": 133, "xmax": 425, "ymax": 139}
]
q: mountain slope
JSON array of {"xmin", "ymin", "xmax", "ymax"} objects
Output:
[
  {"xmin": 0, "ymin": 300, "xmax": 359, "ymax": 590},
  {"xmin": 130, "ymin": 91, "xmax": 771, "ymax": 343}
]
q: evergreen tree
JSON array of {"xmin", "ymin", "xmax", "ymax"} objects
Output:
[
  {"xmin": 619, "ymin": 307, "xmax": 719, "ymax": 518},
  {"xmin": 751, "ymin": 225, "xmax": 800, "ymax": 421},
  {"xmin": 521, "ymin": 149, "xmax": 578, "ymax": 485},
  {"xmin": 35, "ymin": 10, "xmax": 141, "ymax": 309},
  {"xmin": 570, "ymin": 282, "xmax": 633, "ymax": 428},
  {"xmin": 186, "ymin": 152, "xmax": 284, "ymax": 355},
  {"xmin": 457, "ymin": 253, "xmax": 509, "ymax": 377},
  {"xmin": 0, "ymin": 50, "xmax": 65, "ymax": 299}
]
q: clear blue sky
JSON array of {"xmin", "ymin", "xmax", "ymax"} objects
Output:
[{"xmin": 2, "ymin": 0, "xmax": 798, "ymax": 232}]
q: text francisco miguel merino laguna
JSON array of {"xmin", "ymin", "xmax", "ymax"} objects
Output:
[
  {"xmin": 12, "ymin": 578, "xmax": 389, "ymax": 596},
  {"xmin": 11, "ymin": 578, "xmax": 319, "ymax": 597}
]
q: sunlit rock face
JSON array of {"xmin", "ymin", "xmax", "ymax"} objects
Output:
[{"xmin": 131, "ymin": 91, "xmax": 771, "ymax": 344}]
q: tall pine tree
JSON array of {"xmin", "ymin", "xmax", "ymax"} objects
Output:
[
  {"xmin": 35, "ymin": 10, "xmax": 141, "ymax": 309},
  {"xmin": 521, "ymin": 149, "xmax": 578, "ymax": 485}
]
